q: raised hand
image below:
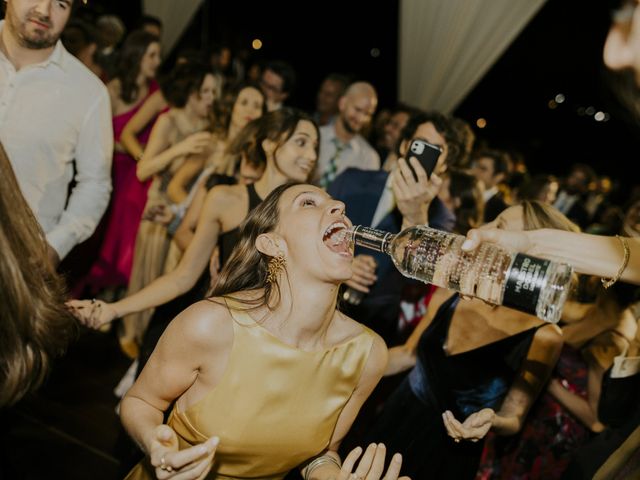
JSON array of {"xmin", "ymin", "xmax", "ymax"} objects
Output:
[
  {"xmin": 177, "ymin": 132, "xmax": 212, "ymax": 157},
  {"xmin": 338, "ymin": 444, "xmax": 410, "ymax": 480},
  {"xmin": 392, "ymin": 157, "xmax": 443, "ymax": 227},
  {"xmin": 66, "ymin": 299, "xmax": 118, "ymax": 329},
  {"xmin": 345, "ymin": 255, "xmax": 378, "ymax": 293},
  {"xmin": 442, "ymin": 409, "xmax": 495, "ymax": 443},
  {"xmin": 149, "ymin": 425, "xmax": 219, "ymax": 480}
]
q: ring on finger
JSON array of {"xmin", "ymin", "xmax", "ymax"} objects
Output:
[
  {"xmin": 160, "ymin": 456, "xmax": 173, "ymax": 472},
  {"xmin": 454, "ymin": 438, "xmax": 461, "ymax": 443},
  {"xmin": 349, "ymin": 474, "xmax": 363, "ymax": 480}
]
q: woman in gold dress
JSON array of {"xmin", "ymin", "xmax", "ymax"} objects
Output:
[{"xmin": 119, "ymin": 183, "xmax": 410, "ymax": 480}]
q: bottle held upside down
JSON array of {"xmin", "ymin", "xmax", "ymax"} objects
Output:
[{"xmin": 347, "ymin": 225, "xmax": 573, "ymax": 324}]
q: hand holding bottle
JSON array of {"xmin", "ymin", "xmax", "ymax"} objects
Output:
[
  {"xmin": 349, "ymin": 225, "xmax": 573, "ymax": 323},
  {"xmin": 462, "ymin": 228, "xmax": 533, "ymax": 256}
]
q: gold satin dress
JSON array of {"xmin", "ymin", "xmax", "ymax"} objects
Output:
[{"xmin": 125, "ymin": 302, "xmax": 376, "ymax": 479}]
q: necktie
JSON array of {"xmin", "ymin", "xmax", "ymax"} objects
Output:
[{"xmin": 319, "ymin": 138, "xmax": 347, "ymax": 188}]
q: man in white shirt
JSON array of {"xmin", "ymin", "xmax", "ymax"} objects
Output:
[
  {"xmin": 0, "ymin": 0, "xmax": 113, "ymax": 265},
  {"xmin": 313, "ymin": 81, "xmax": 380, "ymax": 188}
]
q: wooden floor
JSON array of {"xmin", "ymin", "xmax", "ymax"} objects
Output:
[{"xmin": 1, "ymin": 329, "xmax": 135, "ymax": 480}]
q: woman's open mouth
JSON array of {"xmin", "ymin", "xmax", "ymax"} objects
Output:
[{"xmin": 322, "ymin": 222, "xmax": 352, "ymax": 257}]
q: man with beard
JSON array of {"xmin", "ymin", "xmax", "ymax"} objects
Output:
[
  {"xmin": 0, "ymin": 0, "xmax": 112, "ymax": 266},
  {"xmin": 314, "ymin": 81, "xmax": 379, "ymax": 188}
]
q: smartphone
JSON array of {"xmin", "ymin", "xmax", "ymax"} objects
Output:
[{"xmin": 407, "ymin": 139, "xmax": 442, "ymax": 180}]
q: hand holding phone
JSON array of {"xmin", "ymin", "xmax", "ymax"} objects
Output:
[{"xmin": 407, "ymin": 139, "xmax": 442, "ymax": 181}]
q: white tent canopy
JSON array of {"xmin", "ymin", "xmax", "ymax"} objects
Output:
[
  {"xmin": 399, "ymin": 0, "xmax": 546, "ymax": 114},
  {"xmin": 145, "ymin": 0, "xmax": 545, "ymax": 114},
  {"xmin": 143, "ymin": 0, "xmax": 204, "ymax": 55}
]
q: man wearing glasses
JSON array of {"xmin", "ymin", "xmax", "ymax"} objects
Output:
[{"xmin": 259, "ymin": 60, "xmax": 296, "ymax": 112}]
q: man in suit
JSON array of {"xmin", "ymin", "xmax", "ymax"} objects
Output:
[
  {"xmin": 329, "ymin": 111, "xmax": 462, "ymax": 344},
  {"xmin": 471, "ymin": 149, "xmax": 511, "ymax": 222},
  {"xmin": 554, "ymin": 163, "xmax": 596, "ymax": 229}
]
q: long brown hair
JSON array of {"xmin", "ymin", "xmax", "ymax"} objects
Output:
[
  {"xmin": 114, "ymin": 29, "xmax": 159, "ymax": 104},
  {"xmin": 447, "ymin": 168, "xmax": 484, "ymax": 234},
  {"xmin": 245, "ymin": 108, "xmax": 320, "ymax": 168},
  {"xmin": 209, "ymin": 182, "xmax": 302, "ymax": 310},
  {"xmin": 0, "ymin": 144, "xmax": 78, "ymax": 407}
]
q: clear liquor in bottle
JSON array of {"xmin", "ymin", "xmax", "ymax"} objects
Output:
[{"xmin": 348, "ymin": 225, "xmax": 573, "ymax": 323}]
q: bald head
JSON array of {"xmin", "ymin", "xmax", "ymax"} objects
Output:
[
  {"xmin": 338, "ymin": 82, "xmax": 378, "ymax": 135},
  {"xmin": 344, "ymin": 81, "xmax": 377, "ymax": 100}
]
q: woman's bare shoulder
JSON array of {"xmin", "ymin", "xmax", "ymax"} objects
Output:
[
  {"xmin": 205, "ymin": 182, "xmax": 245, "ymax": 206},
  {"xmin": 168, "ymin": 299, "xmax": 234, "ymax": 349},
  {"xmin": 532, "ymin": 322, "xmax": 563, "ymax": 347},
  {"xmin": 335, "ymin": 311, "xmax": 388, "ymax": 369}
]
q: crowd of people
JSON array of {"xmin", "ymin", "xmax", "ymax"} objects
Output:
[{"xmin": 2, "ymin": 0, "xmax": 640, "ymax": 479}]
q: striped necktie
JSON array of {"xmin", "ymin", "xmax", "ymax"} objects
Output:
[{"xmin": 319, "ymin": 138, "xmax": 347, "ymax": 188}]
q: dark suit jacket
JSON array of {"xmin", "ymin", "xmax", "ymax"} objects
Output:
[
  {"xmin": 484, "ymin": 192, "xmax": 508, "ymax": 223},
  {"xmin": 329, "ymin": 168, "xmax": 455, "ymax": 343}
]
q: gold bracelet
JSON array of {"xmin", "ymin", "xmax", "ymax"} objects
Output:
[
  {"xmin": 304, "ymin": 455, "xmax": 342, "ymax": 480},
  {"xmin": 601, "ymin": 235, "xmax": 630, "ymax": 289}
]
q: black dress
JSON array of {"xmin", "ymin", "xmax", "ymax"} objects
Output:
[
  {"xmin": 136, "ymin": 182, "xmax": 262, "ymax": 375},
  {"xmin": 365, "ymin": 294, "xmax": 540, "ymax": 479}
]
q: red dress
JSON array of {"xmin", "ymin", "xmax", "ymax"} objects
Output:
[{"xmin": 83, "ymin": 81, "xmax": 159, "ymax": 293}]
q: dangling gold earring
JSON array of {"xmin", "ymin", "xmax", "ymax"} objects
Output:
[{"xmin": 266, "ymin": 252, "xmax": 286, "ymax": 284}]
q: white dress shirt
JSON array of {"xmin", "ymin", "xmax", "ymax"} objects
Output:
[
  {"xmin": 483, "ymin": 185, "xmax": 499, "ymax": 203},
  {"xmin": 0, "ymin": 21, "xmax": 113, "ymax": 259},
  {"xmin": 312, "ymin": 123, "xmax": 380, "ymax": 184},
  {"xmin": 371, "ymin": 173, "xmax": 395, "ymax": 228}
]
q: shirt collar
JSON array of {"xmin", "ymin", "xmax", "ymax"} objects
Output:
[
  {"xmin": 329, "ymin": 123, "xmax": 358, "ymax": 150},
  {"xmin": 483, "ymin": 186, "xmax": 499, "ymax": 202}
]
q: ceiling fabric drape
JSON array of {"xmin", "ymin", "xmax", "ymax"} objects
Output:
[
  {"xmin": 142, "ymin": 0, "xmax": 205, "ymax": 54},
  {"xmin": 398, "ymin": 0, "xmax": 547, "ymax": 113}
]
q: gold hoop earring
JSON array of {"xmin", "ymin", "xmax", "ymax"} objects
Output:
[{"xmin": 266, "ymin": 252, "xmax": 286, "ymax": 284}]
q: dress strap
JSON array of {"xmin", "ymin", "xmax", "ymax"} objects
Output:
[{"xmin": 246, "ymin": 183, "xmax": 263, "ymax": 212}]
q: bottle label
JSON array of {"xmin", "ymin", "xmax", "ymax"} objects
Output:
[
  {"xmin": 503, "ymin": 254, "xmax": 550, "ymax": 315},
  {"xmin": 352, "ymin": 226, "xmax": 394, "ymax": 253}
]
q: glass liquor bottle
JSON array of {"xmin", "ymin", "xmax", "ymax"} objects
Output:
[{"xmin": 348, "ymin": 225, "xmax": 573, "ymax": 323}]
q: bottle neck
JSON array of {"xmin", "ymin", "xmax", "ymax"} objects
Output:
[{"xmin": 351, "ymin": 226, "xmax": 396, "ymax": 254}]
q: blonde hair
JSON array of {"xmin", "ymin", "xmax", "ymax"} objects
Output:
[
  {"xmin": 0, "ymin": 144, "xmax": 78, "ymax": 406},
  {"xmin": 521, "ymin": 200, "xmax": 581, "ymax": 233}
]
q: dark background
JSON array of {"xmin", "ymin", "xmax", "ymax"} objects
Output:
[{"xmin": 65, "ymin": 0, "xmax": 640, "ymax": 195}]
